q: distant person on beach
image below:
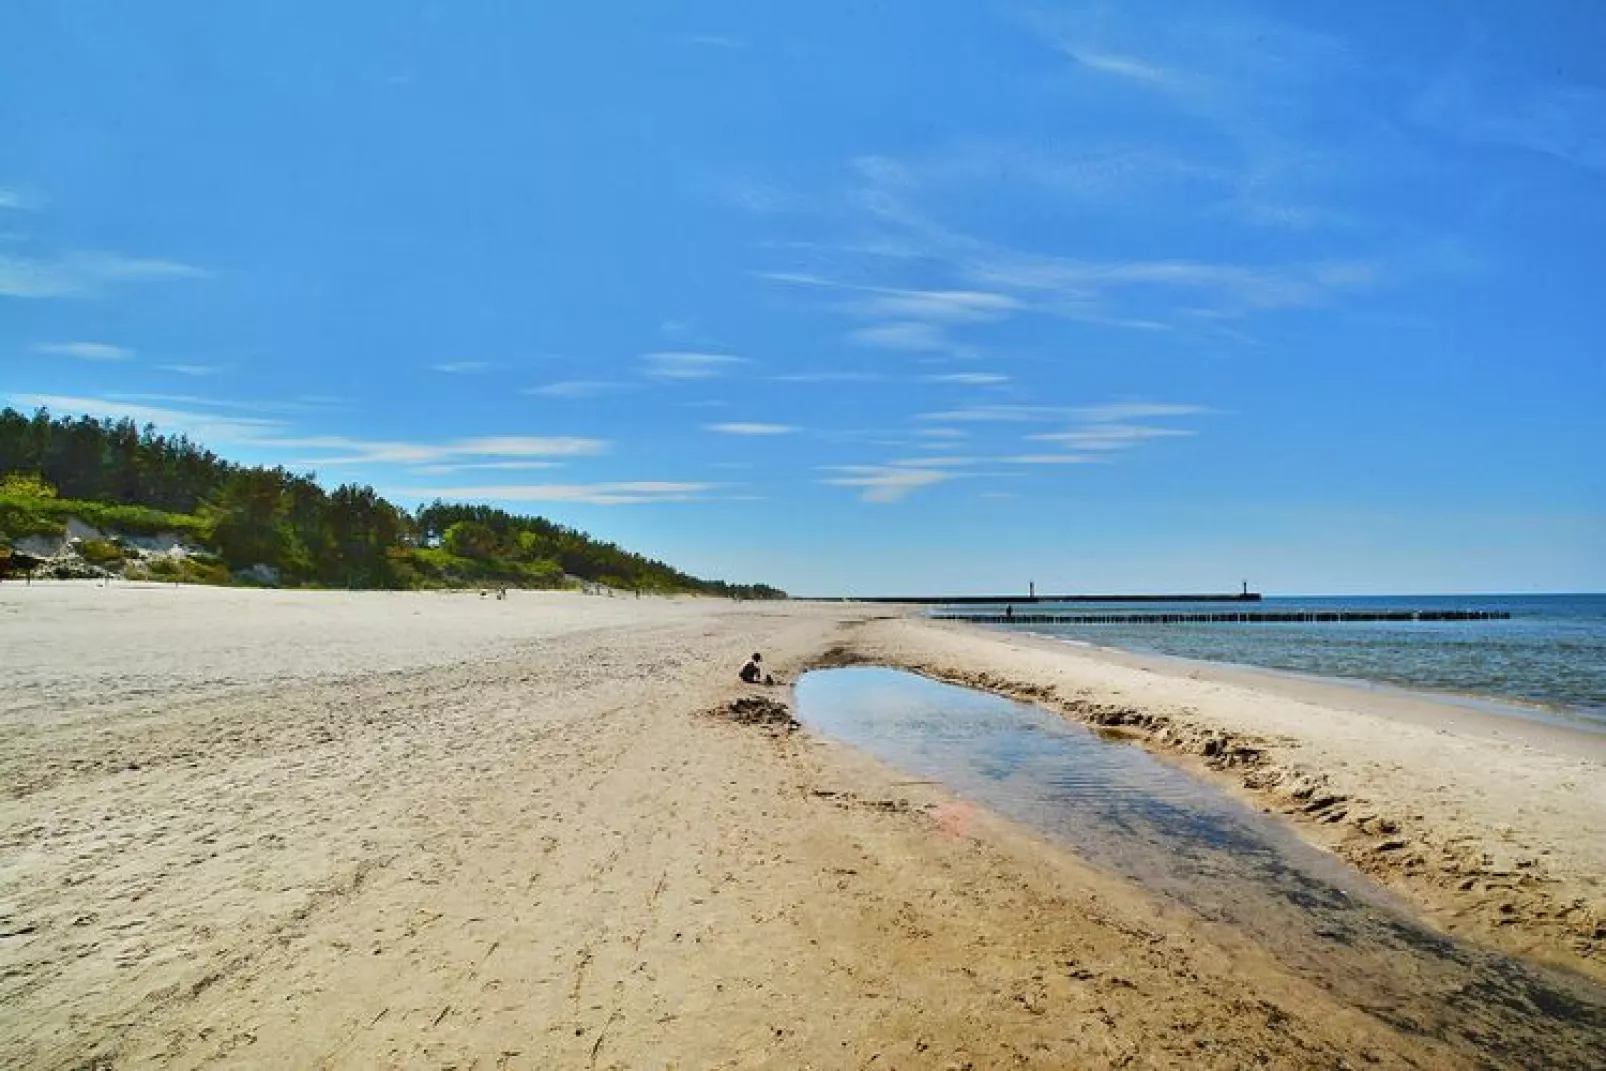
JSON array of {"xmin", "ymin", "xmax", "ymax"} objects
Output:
[
  {"xmin": 1005, "ymin": 604, "xmax": 1014, "ymax": 620},
  {"xmin": 740, "ymin": 653, "xmax": 775, "ymax": 685}
]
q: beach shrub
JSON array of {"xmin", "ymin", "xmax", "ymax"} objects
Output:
[
  {"xmin": 0, "ymin": 498, "xmax": 67, "ymax": 541},
  {"xmin": 77, "ymin": 539, "xmax": 126, "ymax": 566},
  {"xmin": 0, "ymin": 491, "xmax": 209, "ymax": 542},
  {"xmin": 402, "ymin": 545, "xmax": 567, "ymax": 589},
  {"xmin": 443, "ymin": 520, "xmax": 500, "ymax": 560},
  {"xmin": 0, "ymin": 473, "xmax": 58, "ymax": 499},
  {"xmin": 137, "ymin": 555, "xmax": 231, "ymax": 586}
]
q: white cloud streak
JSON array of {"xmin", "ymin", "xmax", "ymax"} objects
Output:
[
  {"xmin": 923, "ymin": 372, "xmax": 1010, "ymax": 385},
  {"xmin": 5, "ymin": 392, "xmax": 615, "ymax": 478},
  {"xmin": 642, "ymin": 352, "xmax": 748, "ymax": 380},
  {"xmin": 1063, "ymin": 47, "xmax": 1180, "ymax": 89},
  {"xmin": 430, "ymin": 361, "xmax": 492, "ymax": 374},
  {"xmin": 919, "ymin": 404, "xmax": 1066, "ymax": 423},
  {"xmin": 408, "ymin": 461, "xmax": 565, "ymax": 475},
  {"xmin": 858, "ymin": 289, "xmax": 1020, "ymax": 323},
  {"xmin": 968, "ymin": 255, "xmax": 1377, "ymax": 312},
  {"xmin": 821, "ymin": 465, "xmax": 959, "ymax": 503},
  {"xmin": 1002, "ymin": 454, "xmax": 1107, "ymax": 465},
  {"xmin": 269, "ymin": 434, "xmax": 611, "ymax": 466},
  {"xmin": 847, "ymin": 321, "xmax": 953, "ymax": 352},
  {"xmin": 31, "ymin": 341, "xmax": 133, "ymax": 361},
  {"xmin": 704, "ymin": 422, "xmax": 799, "ymax": 436},
  {"xmin": 1072, "ymin": 402, "xmax": 1210, "ymax": 422},
  {"xmin": 6, "ymin": 393, "xmax": 283, "ymax": 446},
  {"xmin": 770, "ymin": 370, "xmax": 889, "ymax": 384},
  {"xmin": 398, "ymin": 481, "xmax": 715, "ymax": 506},
  {"xmin": 524, "ymin": 380, "xmax": 636, "ymax": 398},
  {"xmin": 0, "ymin": 251, "xmax": 207, "ymax": 298},
  {"xmin": 1413, "ymin": 62, "xmax": 1606, "ymax": 173},
  {"xmin": 761, "ymin": 273, "xmax": 1015, "ymax": 354},
  {"xmin": 687, "ymin": 34, "xmax": 745, "ymax": 49},
  {"xmin": 883, "ymin": 456, "xmax": 983, "ymax": 468},
  {"xmin": 1029, "ymin": 423, "xmax": 1195, "ymax": 449},
  {"xmin": 157, "ymin": 363, "xmax": 228, "ymax": 377}
]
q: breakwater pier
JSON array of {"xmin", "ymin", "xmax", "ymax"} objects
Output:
[
  {"xmin": 938, "ymin": 609, "xmax": 1511, "ymax": 625},
  {"xmin": 854, "ymin": 592, "xmax": 1263, "ymax": 605}
]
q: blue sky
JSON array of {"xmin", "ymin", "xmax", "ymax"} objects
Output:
[{"xmin": 2, "ymin": 1, "xmax": 1602, "ymax": 595}]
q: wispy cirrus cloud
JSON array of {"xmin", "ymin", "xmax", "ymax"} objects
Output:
[
  {"xmin": 770, "ymin": 370, "xmax": 889, "ymax": 384},
  {"xmin": 718, "ymin": 177, "xmax": 795, "ymax": 214},
  {"xmin": 103, "ymin": 392, "xmax": 340, "ymax": 416},
  {"xmin": 5, "ymin": 393, "xmax": 283, "ymax": 445},
  {"xmin": 0, "ymin": 251, "xmax": 207, "ymax": 299},
  {"xmin": 771, "ymin": 12, "xmax": 1394, "ymax": 333},
  {"xmin": 32, "ymin": 341, "xmax": 133, "ymax": 361},
  {"xmin": 5, "ymin": 391, "xmax": 614, "ymax": 477},
  {"xmin": 687, "ymin": 34, "xmax": 745, "ymax": 49},
  {"xmin": 395, "ymin": 481, "xmax": 715, "ymax": 506},
  {"xmin": 269, "ymin": 434, "xmax": 610, "ymax": 466},
  {"xmin": 705, "ymin": 422, "xmax": 799, "ymax": 436},
  {"xmin": 761, "ymin": 271, "xmax": 1017, "ymax": 355},
  {"xmin": 1023, "ymin": 400, "xmax": 1208, "ymax": 455},
  {"xmin": 858, "ymin": 288, "xmax": 1020, "ymax": 323},
  {"xmin": 764, "ymin": 155, "xmax": 1370, "ymax": 336},
  {"xmin": 821, "ymin": 464, "xmax": 960, "ymax": 503},
  {"xmin": 157, "ymin": 363, "xmax": 229, "ymax": 377},
  {"xmin": 968, "ymin": 254, "xmax": 1377, "ymax": 313},
  {"xmin": 1062, "ymin": 47, "xmax": 1182, "ymax": 90},
  {"xmin": 918, "ymin": 404, "xmax": 1065, "ymax": 423},
  {"xmin": 430, "ymin": 361, "xmax": 492, "ymax": 374},
  {"xmin": 850, "ymin": 145, "xmax": 1228, "ymax": 203},
  {"xmin": 882, "ymin": 455, "xmax": 984, "ymax": 468},
  {"xmin": 1029, "ymin": 423, "xmax": 1195, "ymax": 450},
  {"xmin": 524, "ymin": 380, "xmax": 637, "ymax": 398},
  {"xmin": 820, "ymin": 447, "xmax": 1108, "ymax": 503},
  {"xmin": 1002, "ymin": 453, "xmax": 1107, "ymax": 465},
  {"xmin": 1072, "ymin": 402, "xmax": 1210, "ymax": 422},
  {"xmin": 1412, "ymin": 61, "xmax": 1606, "ymax": 173},
  {"xmin": 0, "ymin": 187, "xmax": 37, "ymax": 211},
  {"xmin": 408, "ymin": 460, "xmax": 565, "ymax": 475},
  {"xmin": 923, "ymin": 372, "xmax": 1009, "ymax": 385},
  {"xmin": 847, "ymin": 321, "xmax": 955, "ymax": 353},
  {"xmin": 642, "ymin": 351, "xmax": 748, "ymax": 380}
]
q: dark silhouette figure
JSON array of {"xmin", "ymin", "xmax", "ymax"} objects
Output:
[{"xmin": 740, "ymin": 653, "xmax": 764, "ymax": 683}]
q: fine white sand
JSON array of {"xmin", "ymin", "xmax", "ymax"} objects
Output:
[{"xmin": 3, "ymin": 583, "xmax": 1601, "ymax": 1068}]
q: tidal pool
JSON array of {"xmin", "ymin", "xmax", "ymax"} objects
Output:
[{"xmin": 795, "ymin": 667, "xmax": 1606, "ymax": 1066}]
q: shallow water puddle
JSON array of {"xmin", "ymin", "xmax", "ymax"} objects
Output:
[{"xmin": 795, "ymin": 667, "xmax": 1606, "ymax": 1066}]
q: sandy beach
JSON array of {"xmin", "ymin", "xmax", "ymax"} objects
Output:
[{"xmin": 3, "ymin": 585, "xmax": 1603, "ymax": 1069}]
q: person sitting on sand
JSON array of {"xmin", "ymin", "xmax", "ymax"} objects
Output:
[{"xmin": 739, "ymin": 653, "xmax": 775, "ymax": 685}]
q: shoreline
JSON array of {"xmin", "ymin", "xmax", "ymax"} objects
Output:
[
  {"xmin": 1012, "ymin": 623, "xmax": 1606, "ymax": 744},
  {"xmin": 992, "ymin": 616, "xmax": 1606, "ymax": 735},
  {"xmin": 839, "ymin": 614, "xmax": 1606, "ymax": 982}
]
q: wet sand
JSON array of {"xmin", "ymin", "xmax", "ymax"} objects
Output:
[{"xmin": 2, "ymin": 585, "xmax": 1602, "ymax": 1068}]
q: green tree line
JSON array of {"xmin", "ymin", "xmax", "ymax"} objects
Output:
[{"xmin": 0, "ymin": 407, "xmax": 785, "ymax": 597}]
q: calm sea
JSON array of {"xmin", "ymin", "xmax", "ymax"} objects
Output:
[{"xmin": 938, "ymin": 594, "xmax": 1606, "ymax": 731}]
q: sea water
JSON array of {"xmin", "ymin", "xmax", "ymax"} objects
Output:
[{"xmin": 940, "ymin": 594, "xmax": 1606, "ymax": 728}]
